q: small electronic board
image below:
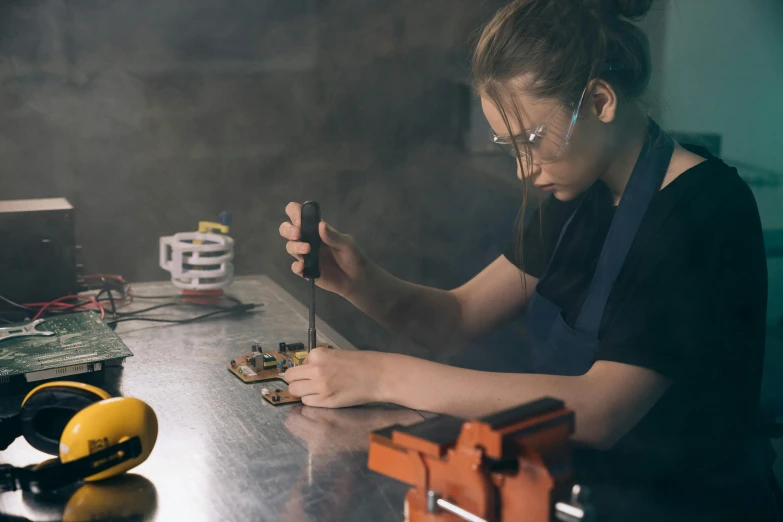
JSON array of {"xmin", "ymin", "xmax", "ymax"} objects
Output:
[
  {"xmin": 227, "ymin": 341, "xmax": 335, "ymax": 406},
  {"xmin": 260, "ymin": 387, "xmax": 300, "ymax": 406}
]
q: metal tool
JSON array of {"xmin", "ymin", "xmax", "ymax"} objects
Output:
[
  {"xmin": 368, "ymin": 397, "xmax": 594, "ymax": 522},
  {"xmin": 301, "ymin": 201, "xmax": 321, "ymax": 352},
  {"xmin": 0, "ymin": 319, "xmax": 55, "ymax": 343}
]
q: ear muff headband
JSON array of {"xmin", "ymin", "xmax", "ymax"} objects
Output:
[
  {"xmin": 22, "ymin": 382, "xmax": 111, "ymax": 406},
  {"xmin": 20, "ymin": 382, "xmax": 111, "ymax": 455}
]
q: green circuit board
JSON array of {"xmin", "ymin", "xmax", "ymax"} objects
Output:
[{"xmin": 0, "ymin": 312, "xmax": 132, "ymax": 380}]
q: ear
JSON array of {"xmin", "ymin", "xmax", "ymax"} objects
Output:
[{"xmin": 588, "ymin": 79, "xmax": 618, "ymax": 123}]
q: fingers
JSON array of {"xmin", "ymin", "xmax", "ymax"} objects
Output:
[
  {"xmin": 279, "ymin": 221, "xmax": 301, "ymax": 241},
  {"xmin": 292, "ymin": 260, "xmax": 304, "ymax": 276},
  {"xmin": 283, "ymin": 364, "xmax": 315, "ymax": 384},
  {"xmin": 285, "ymin": 241, "xmax": 310, "ymax": 257},
  {"xmin": 285, "ymin": 202, "xmax": 303, "ymax": 227},
  {"xmin": 284, "ymin": 361, "xmax": 324, "ymax": 400},
  {"xmin": 287, "ymin": 379, "xmax": 320, "ymax": 399},
  {"xmin": 301, "ymin": 395, "xmax": 331, "ymax": 408}
]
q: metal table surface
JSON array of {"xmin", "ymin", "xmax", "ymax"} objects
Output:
[{"xmin": 0, "ymin": 276, "xmax": 422, "ymax": 522}]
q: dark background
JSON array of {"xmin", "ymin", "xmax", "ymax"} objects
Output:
[{"xmin": 0, "ymin": 0, "xmax": 526, "ymax": 358}]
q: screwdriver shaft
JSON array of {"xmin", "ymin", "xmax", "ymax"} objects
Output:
[{"xmin": 308, "ymin": 277, "xmax": 316, "ymax": 351}]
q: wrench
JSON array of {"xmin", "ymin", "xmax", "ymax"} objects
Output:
[{"xmin": 0, "ymin": 319, "xmax": 55, "ymax": 343}]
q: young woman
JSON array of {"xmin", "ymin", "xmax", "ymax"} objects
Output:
[{"xmin": 280, "ymin": 0, "xmax": 778, "ymax": 518}]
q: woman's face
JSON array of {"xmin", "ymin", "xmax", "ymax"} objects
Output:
[{"xmin": 481, "ymin": 89, "xmax": 612, "ymax": 202}]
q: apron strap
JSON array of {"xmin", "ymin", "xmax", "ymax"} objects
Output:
[{"xmin": 575, "ymin": 119, "xmax": 674, "ymax": 336}]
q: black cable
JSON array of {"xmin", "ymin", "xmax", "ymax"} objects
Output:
[
  {"xmin": 0, "ymin": 295, "xmax": 34, "ymax": 311},
  {"xmin": 106, "ymin": 289, "xmax": 117, "ymax": 317},
  {"xmin": 114, "ymin": 302, "xmax": 210, "ymax": 316},
  {"xmin": 128, "ymin": 293, "xmax": 194, "ymax": 299},
  {"xmin": 111, "ymin": 299, "xmax": 256, "ymax": 317},
  {"xmin": 129, "ymin": 293, "xmax": 242, "ymax": 305},
  {"xmin": 105, "ymin": 304, "xmax": 256, "ymax": 325}
]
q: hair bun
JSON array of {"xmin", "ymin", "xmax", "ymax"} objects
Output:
[{"xmin": 591, "ymin": 0, "xmax": 653, "ymax": 20}]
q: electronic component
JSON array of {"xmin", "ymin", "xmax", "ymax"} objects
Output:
[
  {"xmin": 0, "ymin": 198, "xmax": 80, "ymax": 304},
  {"xmin": 250, "ymin": 353, "xmax": 263, "ymax": 368},
  {"xmin": 294, "ymin": 351, "xmax": 308, "ymax": 365},
  {"xmin": 262, "ymin": 353, "xmax": 276, "ymax": 369},
  {"xmin": 249, "ymin": 352, "xmax": 276, "ymax": 370},
  {"xmin": 0, "ymin": 312, "xmax": 132, "ymax": 386},
  {"xmin": 279, "ymin": 341, "xmax": 287, "ymax": 352},
  {"xmin": 287, "ymin": 342, "xmax": 304, "ymax": 352}
]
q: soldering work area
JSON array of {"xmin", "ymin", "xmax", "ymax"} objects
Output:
[
  {"xmin": 2, "ymin": 1, "xmax": 783, "ymax": 521},
  {"xmin": 0, "ymin": 198, "xmax": 595, "ymax": 522}
]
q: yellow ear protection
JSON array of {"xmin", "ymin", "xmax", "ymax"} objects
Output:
[{"xmin": 0, "ymin": 381, "xmax": 157, "ymax": 494}]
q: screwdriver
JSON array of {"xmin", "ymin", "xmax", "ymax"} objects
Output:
[{"xmin": 300, "ymin": 201, "xmax": 321, "ymax": 352}]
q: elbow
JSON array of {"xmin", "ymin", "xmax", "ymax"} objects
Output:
[
  {"xmin": 579, "ymin": 431, "xmax": 619, "ymax": 451},
  {"xmin": 570, "ymin": 408, "xmax": 624, "ymax": 450},
  {"xmin": 449, "ymin": 288, "xmax": 478, "ymax": 343}
]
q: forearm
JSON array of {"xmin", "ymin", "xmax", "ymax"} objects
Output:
[
  {"xmin": 375, "ymin": 353, "xmax": 610, "ymax": 447},
  {"xmin": 345, "ymin": 262, "xmax": 468, "ymax": 351}
]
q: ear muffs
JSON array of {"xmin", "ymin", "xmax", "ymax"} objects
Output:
[
  {"xmin": 1, "ymin": 381, "xmax": 157, "ymax": 495},
  {"xmin": 59, "ymin": 396, "xmax": 158, "ymax": 481},
  {"xmin": 19, "ymin": 382, "xmax": 110, "ymax": 455}
]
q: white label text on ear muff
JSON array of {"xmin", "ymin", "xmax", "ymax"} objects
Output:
[{"xmin": 60, "ymin": 442, "xmax": 70, "ymax": 454}]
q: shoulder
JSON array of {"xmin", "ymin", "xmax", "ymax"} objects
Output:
[
  {"xmin": 625, "ymin": 156, "xmax": 764, "ymax": 281},
  {"xmin": 658, "ymin": 155, "xmax": 761, "ymax": 235}
]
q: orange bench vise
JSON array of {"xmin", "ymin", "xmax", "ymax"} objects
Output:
[{"xmin": 367, "ymin": 397, "xmax": 592, "ymax": 522}]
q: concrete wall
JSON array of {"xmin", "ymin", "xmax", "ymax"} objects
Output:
[
  {"xmin": 0, "ymin": 0, "xmax": 520, "ymax": 354},
  {"xmin": 658, "ymin": 0, "xmax": 783, "ymax": 323}
]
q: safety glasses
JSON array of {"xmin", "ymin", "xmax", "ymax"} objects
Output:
[{"xmin": 491, "ymin": 85, "xmax": 588, "ymax": 165}]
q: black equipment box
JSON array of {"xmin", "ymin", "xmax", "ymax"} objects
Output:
[{"xmin": 0, "ymin": 198, "xmax": 79, "ymax": 303}]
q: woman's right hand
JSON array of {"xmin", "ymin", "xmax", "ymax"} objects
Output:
[{"xmin": 279, "ymin": 202, "xmax": 368, "ymax": 298}]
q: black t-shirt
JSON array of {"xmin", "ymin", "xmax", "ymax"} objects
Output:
[{"xmin": 503, "ymin": 156, "xmax": 772, "ymax": 505}]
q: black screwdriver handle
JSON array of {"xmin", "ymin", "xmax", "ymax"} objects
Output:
[{"xmin": 301, "ymin": 201, "xmax": 321, "ymax": 279}]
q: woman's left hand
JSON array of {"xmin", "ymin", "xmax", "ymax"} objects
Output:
[{"xmin": 283, "ymin": 348, "xmax": 389, "ymax": 408}]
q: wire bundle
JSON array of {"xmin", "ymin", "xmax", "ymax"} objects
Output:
[{"xmin": 0, "ymin": 274, "xmax": 258, "ymax": 326}]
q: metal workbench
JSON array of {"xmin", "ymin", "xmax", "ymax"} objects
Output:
[{"xmin": 0, "ymin": 276, "xmax": 421, "ymax": 522}]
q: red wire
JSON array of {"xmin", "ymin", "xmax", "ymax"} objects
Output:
[{"xmin": 32, "ymin": 295, "xmax": 105, "ymax": 320}]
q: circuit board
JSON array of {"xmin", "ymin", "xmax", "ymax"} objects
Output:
[
  {"xmin": 228, "ymin": 350, "xmax": 296, "ymax": 383},
  {"xmin": 227, "ymin": 342, "xmax": 334, "ymax": 384},
  {"xmin": 260, "ymin": 387, "xmax": 300, "ymax": 406},
  {"xmin": 0, "ymin": 312, "xmax": 132, "ymax": 383},
  {"xmin": 227, "ymin": 342, "xmax": 335, "ymax": 406}
]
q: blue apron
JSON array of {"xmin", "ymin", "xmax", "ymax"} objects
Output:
[
  {"xmin": 526, "ymin": 119, "xmax": 673, "ymax": 376},
  {"xmin": 523, "ymin": 119, "xmax": 781, "ymax": 518}
]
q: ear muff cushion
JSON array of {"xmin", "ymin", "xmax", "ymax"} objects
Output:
[{"xmin": 20, "ymin": 386, "xmax": 108, "ymax": 455}]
